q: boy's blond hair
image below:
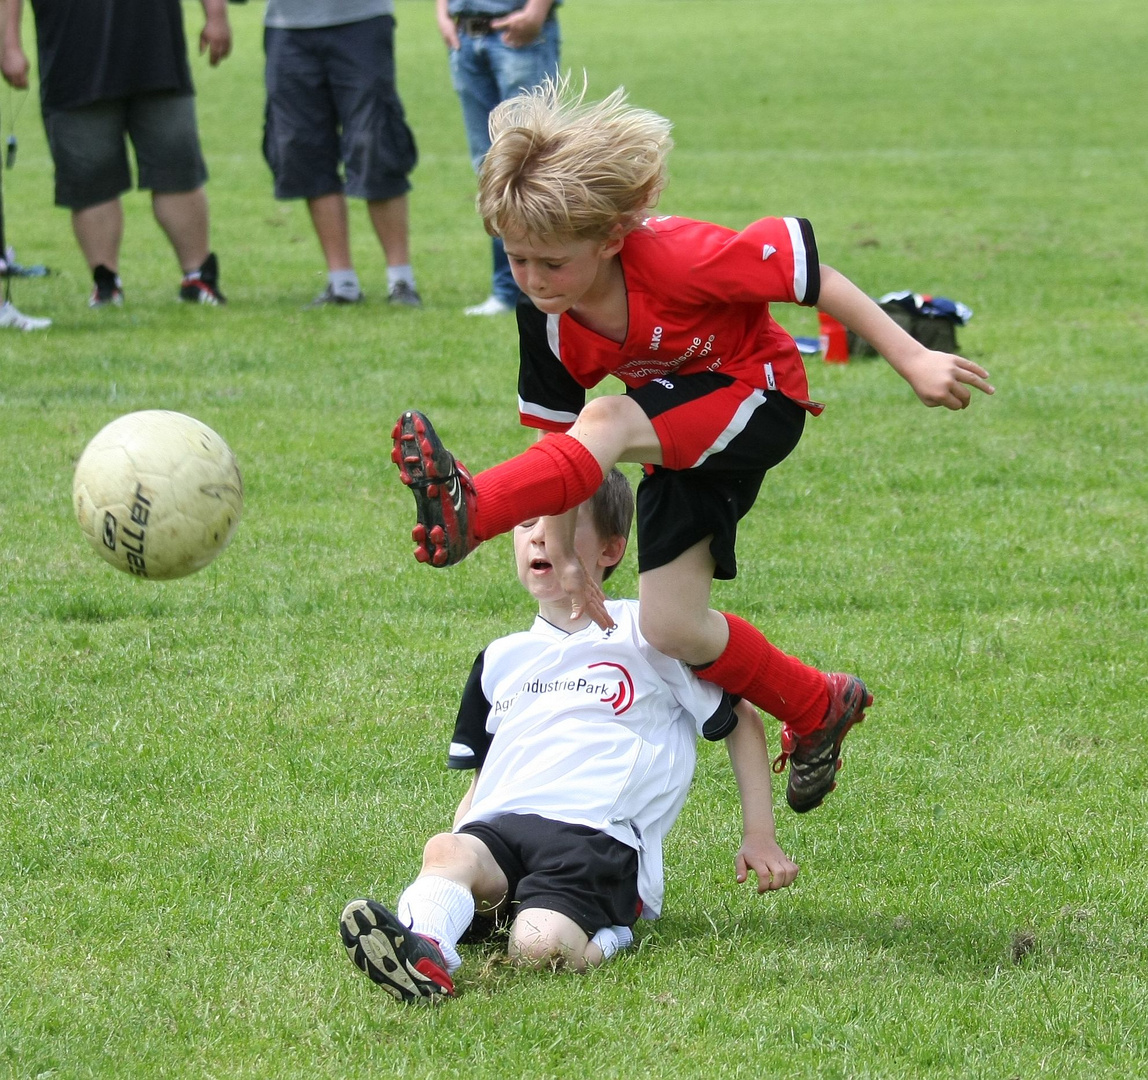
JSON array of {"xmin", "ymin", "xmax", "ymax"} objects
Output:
[{"xmin": 478, "ymin": 77, "xmax": 673, "ymax": 244}]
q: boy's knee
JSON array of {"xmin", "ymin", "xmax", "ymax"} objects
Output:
[
  {"xmin": 509, "ymin": 909, "xmax": 589, "ymax": 972},
  {"xmin": 509, "ymin": 929, "xmax": 582, "ymax": 971},
  {"xmin": 639, "ymin": 611, "xmax": 689, "ymax": 659},
  {"xmin": 579, "ymin": 394, "xmax": 636, "ymax": 430},
  {"xmin": 421, "ymin": 831, "xmax": 470, "ymax": 871}
]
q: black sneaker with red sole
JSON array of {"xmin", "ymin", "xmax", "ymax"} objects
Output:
[
  {"xmin": 339, "ymin": 898, "xmax": 455, "ymax": 1003},
  {"xmin": 179, "ymin": 252, "xmax": 226, "ymax": 305}
]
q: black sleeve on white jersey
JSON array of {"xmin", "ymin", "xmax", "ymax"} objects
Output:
[
  {"xmin": 517, "ymin": 299, "xmax": 586, "ymax": 425},
  {"xmin": 701, "ymin": 691, "xmax": 738, "ymax": 742},
  {"xmin": 796, "ymin": 217, "xmax": 820, "ymax": 306},
  {"xmin": 448, "ymin": 650, "xmax": 493, "ymax": 770}
]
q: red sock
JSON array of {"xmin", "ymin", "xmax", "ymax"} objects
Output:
[
  {"xmin": 695, "ymin": 613, "xmax": 829, "ymax": 734},
  {"xmin": 470, "ymin": 434, "xmax": 604, "ymax": 540}
]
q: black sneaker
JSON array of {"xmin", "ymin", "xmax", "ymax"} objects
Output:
[
  {"xmin": 773, "ymin": 673, "xmax": 873, "ymax": 813},
  {"xmin": 387, "ymin": 280, "xmax": 422, "ymax": 307},
  {"xmin": 391, "ymin": 410, "xmax": 479, "ymax": 567},
  {"xmin": 339, "ymin": 898, "xmax": 455, "ymax": 1002},
  {"xmin": 179, "ymin": 252, "xmax": 226, "ymax": 305},
  {"xmin": 304, "ymin": 285, "xmax": 364, "ymax": 309},
  {"xmin": 89, "ymin": 264, "xmax": 123, "ymax": 308}
]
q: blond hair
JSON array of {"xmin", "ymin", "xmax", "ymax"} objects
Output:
[{"xmin": 477, "ymin": 76, "xmax": 673, "ymax": 244}]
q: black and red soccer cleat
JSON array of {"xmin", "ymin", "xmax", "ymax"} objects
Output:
[
  {"xmin": 773, "ymin": 673, "xmax": 873, "ymax": 814},
  {"xmin": 391, "ymin": 410, "xmax": 478, "ymax": 567},
  {"xmin": 179, "ymin": 252, "xmax": 226, "ymax": 305},
  {"xmin": 339, "ymin": 898, "xmax": 455, "ymax": 1003},
  {"xmin": 89, "ymin": 264, "xmax": 124, "ymax": 308}
]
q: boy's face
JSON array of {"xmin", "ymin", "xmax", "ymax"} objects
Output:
[
  {"xmin": 502, "ymin": 231, "xmax": 624, "ymax": 315},
  {"xmin": 513, "ymin": 507, "xmax": 619, "ymax": 606}
]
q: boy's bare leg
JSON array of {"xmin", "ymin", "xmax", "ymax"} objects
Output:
[
  {"xmin": 510, "ymin": 908, "xmax": 598, "ymax": 971},
  {"xmin": 417, "ymin": 831, "xmax": 509, "ymax": 916},
  {"xmin": 339, "ymin": 832, "xmax": 507, "ymax": 1002},
  {"xmin": 636, "ymin": 537, "xmax": 726, "ymax": 664},
  {"xmin": 638, "ymin": 539, "xmax": 870, "ymax": 815}
]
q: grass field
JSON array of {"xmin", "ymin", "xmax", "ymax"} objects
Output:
[{"xmin": 2, "ymin": 1, "xmax": 1147, "ymax": 1076}]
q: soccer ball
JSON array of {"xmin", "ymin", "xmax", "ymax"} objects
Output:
[{"xmin": 73, "ymin": 410, "xmax": 244, "ymax": 580}]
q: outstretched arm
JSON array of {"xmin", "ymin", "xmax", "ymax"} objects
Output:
[
  {"xmin": 818, "ymin": 265, "xmax": 995, "ymax": 410},
  {"xmin": 1, "ymin": 0, "xmax": 29, "ymax": 89},
  {"xmin": 725, "ymin": 699, "xmax": 799, "ymax": 892}
]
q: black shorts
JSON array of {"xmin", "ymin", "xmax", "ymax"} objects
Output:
[
  {"xmin": 458, "ymin": 813, "xmax": 640, "ymax": 935},
  {"xmin": 43, "ymin": 92, "xmax": 207, "ymax": 210},
  {"xmin": 263, "ymin": 16, "xmax": 416, "ymax": 202},
  {"xmin": 628, "ymin": 376, "xmax": 807, "ymax": 579}
]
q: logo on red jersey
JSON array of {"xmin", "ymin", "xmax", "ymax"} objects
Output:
[
  {"xmin": 589, "ymin": 661, "xmax": 635, "ymax": 715},
  {"xmin": 762, "ymin": 244, "xmax": 777, "ymax": 261}
]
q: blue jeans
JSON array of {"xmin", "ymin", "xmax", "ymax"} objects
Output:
[{"xmin": 449, "ymin": 19, "xmax": 560, "ymax": 303}]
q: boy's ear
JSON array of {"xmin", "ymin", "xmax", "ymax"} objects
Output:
[
  {"xmin": 599, "ymin": 224, "xmax": 627, "ymax": 259},
  {"xmin": 598, "ymin": 533, "xmax": 628, "ymax": 572}
]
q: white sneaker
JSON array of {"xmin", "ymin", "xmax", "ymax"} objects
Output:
[
  {"xmin": 0, "ymin": 300, "xmax": 51, "ymax": 331},
  {"xmin": 463, "ymin": 295, "xmax": 514, "ymax": 316}
]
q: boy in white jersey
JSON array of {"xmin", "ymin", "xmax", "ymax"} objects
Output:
[{"xmin": 340, "ymin": 469, "xmax": 798, "ymax": 1002}]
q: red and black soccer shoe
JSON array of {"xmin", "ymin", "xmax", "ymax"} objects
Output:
[
  {"xmin": 773, "ymin": 673, "xmax": 873, "ymax": 814},
  {"xmin": 391, "ymin": 410, "xmax": 478, "ymax": 567},
  {"xmin": 339, "ymin": 898, "xmax": 455, "ymax": 1003}
]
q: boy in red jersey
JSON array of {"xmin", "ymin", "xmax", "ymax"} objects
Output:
[{"xmin": 392, "ymin": 78, "xmax": 994, "ymax": 814}]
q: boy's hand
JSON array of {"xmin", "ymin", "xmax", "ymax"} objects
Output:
[
  {"xmin": 555, "ymin": 554, "xmax": 615, "ymax": 630},
  {"xmin": 736, "ymin": 834, "xmax": 799, "ymax": 893},
  {"xmin": 901, "ymin": 347, "xmax": 995, "ymax": 410},
  {"xmin": 816, "ymin": 267, "xmax": 995, "ymax": 410}
]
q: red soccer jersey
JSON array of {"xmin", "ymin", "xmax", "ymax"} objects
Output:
[{"xmin": 517, "ymin": 215, "xmax": 824, "ymax": 432}]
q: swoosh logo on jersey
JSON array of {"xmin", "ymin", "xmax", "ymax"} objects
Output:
[
  {"xmin": 762, "ymin": 244, "xmax": 777, "ymax": 261},
  {"xmin": 589, "ymin": 661, "xmax": 635, "ymax": 715}
]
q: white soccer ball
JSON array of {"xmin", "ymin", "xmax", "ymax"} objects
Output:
[{"xmin": 73, "ymin": 410, "xmax": 244, "ymax": 580}]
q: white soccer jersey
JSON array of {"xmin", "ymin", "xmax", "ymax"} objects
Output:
[{"xmin": 449, "ymin": 599, "xmax": 735, "ymax": 918}]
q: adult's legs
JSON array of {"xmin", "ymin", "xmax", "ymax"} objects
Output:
[
  {"xmin": 151, "ymin": 188, "xmax": 210, "ymax": 273},
  {"xmin": 71, "ymin": 198, "xmax": 124, "ymax": 271},
  {"xmin": 307, "ymin": 191, "xmax": 353, "ymax": 271},
  {"xmin": 366, "ymin": 195, "xmax": 410, "ymax": 268}
]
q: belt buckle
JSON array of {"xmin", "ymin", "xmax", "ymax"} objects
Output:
[{"xmin": 459, "ymin": 15, "xmax": 495, "ymax": 36}]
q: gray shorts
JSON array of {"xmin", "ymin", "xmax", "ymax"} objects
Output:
[
  {"xmin": 43, "ymin": 92, "xmax": 208, "ymax": 210},
  {"xmin": 262, "ymin": 16, "xmax": 417, "ymax": 202}
]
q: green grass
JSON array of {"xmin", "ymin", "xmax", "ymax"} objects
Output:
[{"xmin": 2, "ymin": 0, "xmax": 1147, "ymax": 1076}]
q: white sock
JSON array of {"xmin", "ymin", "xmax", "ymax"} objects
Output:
[
  {"xmin": 386, "ymin": 264, "xmax": 415, "ymax": 289},
  {"xmin": 328, "ymin": 269, "xmax": 361, "ymax": 299},
  {"xmin": 396, "ymin": 875, "xmax": 474, "ymax": 973},
  {"xmin": 589, "ymin": 924, "xmax": 634, "ymax": 963}
]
